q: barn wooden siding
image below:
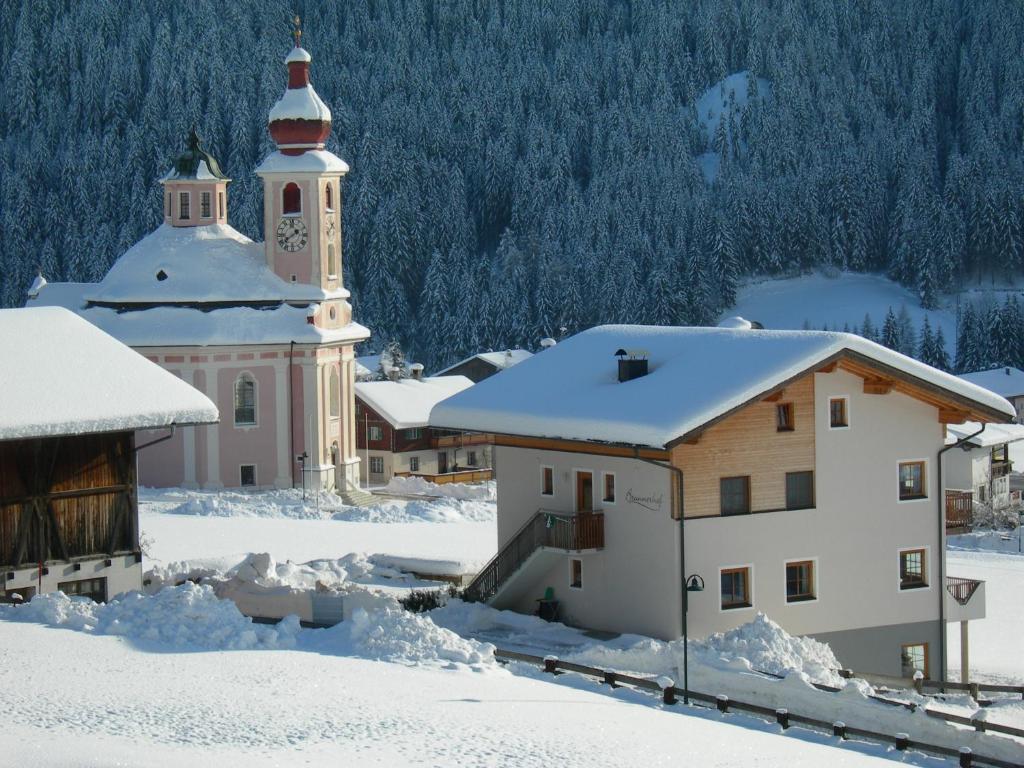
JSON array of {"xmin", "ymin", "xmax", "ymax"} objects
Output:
[{"xmin": 0, "ymin": 432, "xmax": 138, "ymax": 568}]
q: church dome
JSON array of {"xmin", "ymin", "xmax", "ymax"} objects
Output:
[
  {"xmin": 268, "ymin": 24, "xmax": 332, "ymax": 155},
  {"xmin": 161, "ymin": 127, "xmax": 229, "ymax": 181}
]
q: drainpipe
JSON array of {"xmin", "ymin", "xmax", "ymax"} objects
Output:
[
  {"xmin": 634, "ymin": 449, "xmax": 688, "ymax": 702},
  {"xmin": 289, "ymin": 341, "xmax": 296, "ymax": 489},
  {"xmin": 937, "ymin": 422, "xmax": 985, "ymax": 687},
  {"xmin": 133, "ymin": 425, "xmax": 176, "ymax": 453}
]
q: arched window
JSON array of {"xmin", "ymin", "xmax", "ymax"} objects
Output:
[
  {"xmin": 329, "ymin": 367, "xmax": 340, "ymax": 418},
  {"xmin": 325, "ymin": 183, "xmax": 334, "ymax": 211},
  {"xmin": 282, "ymin": 182, "xmax": 301, "ymax": 215},
  {"xmin": 234, "ymin": 374, "xmax": 256, "ymax": 426},
  {"xmin": 327, "ymin": 243, "xmax": 338, "ymax": 278}
]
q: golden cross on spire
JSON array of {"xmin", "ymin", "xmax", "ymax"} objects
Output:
[{"xmin": 292, "ymin": 14, "xmax": 302, "ymax": 47}]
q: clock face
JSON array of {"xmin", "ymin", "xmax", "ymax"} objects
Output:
[{"xmin": 277, "ymin": 218, "xmax": 308, "ymax": 252}]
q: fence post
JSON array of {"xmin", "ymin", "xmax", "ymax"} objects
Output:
[
  {"xmin": 972, "ymin": 718, "xmax": 986, "ymax": 733},
  {"xmin": 832, "ymin": 721, "xmax": 846, "ymax": 740},
  {"xmin": 894, "ymin": 733, "xmax": 909, "ymax": 751},
  {"xmin": 969, "ymin": 682, "xmax": 980, "ymax": 702},
  {"xmin": 603, "ymin": 669, "xmax": 617, "ymax": 688},
  {"xmin": 543, "ymin": 655, "xmax": 558, "ymax": 674},
  {"xmin": 913, "ymin": 671, "xmax": 924, "ymax": 695},
  {"xmin": 716, "ymin": 695, "xmax": 729, "ymax": 713},
  {"xmin": 658, "ymin": 677, "xmax": 676, "ymax": 706},
  {"xmin": 959, "ymin": 747, "xmax": 973, "ymax": 768},
  {"xmin": 775, "ymin": 708, "xmax": 789, "ymax": 729}
]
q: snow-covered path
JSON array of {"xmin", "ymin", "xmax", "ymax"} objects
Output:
[{"xmin": 0, "ymin": 622, "xmax": 937, "ymax": 768}]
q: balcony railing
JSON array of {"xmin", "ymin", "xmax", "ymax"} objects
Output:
[
  {"xmin": 945, "ymin": 489, "xmax": 973, "ymax": 530},
  {"xmin": 991, "ymin": 460, "xmax": 1012, "ymax": 479},
  {"xmin": 946, "ymin": 576, "xmax": 983, "ymax": 606}
]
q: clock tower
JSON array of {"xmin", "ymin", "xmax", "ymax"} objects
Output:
[{"xmin": 256, "ymin": 22, "xmax": 350, "ymax": 329}]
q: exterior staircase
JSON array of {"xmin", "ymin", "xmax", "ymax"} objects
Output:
[
  {"xmin": 464, "ymin": 509, "xmax": 604, "ymax": 604},
  {"xmin": 337, "ymin": 487, "xmax": 377, "ymax": 507}
]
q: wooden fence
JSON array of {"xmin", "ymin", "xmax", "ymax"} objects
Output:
[{"xmin": 494, "ymin": 648, "xmax": 1024, "ymax": 768}]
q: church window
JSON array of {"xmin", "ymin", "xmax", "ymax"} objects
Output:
[
  {"xmin": 234, "ymin": 374, "xmax": 257, "ymax": 426},
  {"xmin": 329, "ymin": 367, "xmax": 340, "ymax": 418},
  {"xmin": 165, "ymin": 193, "xmax": 171, "ymax": 217},
  {"xmin": 328, "ymin": 243, "xmax": 338, "ymax": 278},
  {"xmin": 218, "ymin": 191, "xmax": 225, "ymax": 218},
  {"xmin": 200, "ymin": 191, "xmax": 212, "ymax": 218},
  {"xmin": 283, "ymin": 183, "xmax": 301, "ymax": 215},
  {"xmin": 178, "ymin": 191, "xmax": 190, "ymax": 219},
  {"xmin": 325, "ymin": 183, "xmax": 334, "ymax": 211}
]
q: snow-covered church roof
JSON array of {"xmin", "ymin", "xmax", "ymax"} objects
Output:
[
  {"xmin": 431, "ymin": 325, "xmax": 1015, "ymax": 449},
  {"xmin": 0, "ymin": 307, "xmax": 218, "ymax": 440},
  {"xmin": 85, "ymin": 224, "xmax": 345, "ymax": 305}
]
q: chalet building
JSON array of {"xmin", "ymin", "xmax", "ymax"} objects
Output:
[
  {"xmin": 432, "ymin": 324, "xmax": 1015, "ymax": 680},
  {"xmin": 355, "ymin": 375, "xmax": 490, "ymax": 485},
  {"xmin": 942, "ymin": 422, "xmax": 1024, "ymax": 525},
  {"xmin": 960, "ymin": 367, "xmax": 1024, "ymax": 423},
  {"xmin": 0, "ymin": 307, "xmax": 217, "ymax": 603},
  {"xmin": 27, "ymin": 31, "xmax": 370, "ymax": 500},
  {"xmin": 436, "ymin": 349, "xmax": 533, "ymax": 383}
]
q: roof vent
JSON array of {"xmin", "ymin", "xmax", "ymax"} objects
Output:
[
  {"xmin": 156, "ymin": 270, "xmax": 168, "ymax": 281},
  {"xmin": 409, "ymin": 363, "xmax": 425, "ymax": 381},
  {"xmin": 615, "ymin": 348, "xmax": 649, "ymax": 383}
]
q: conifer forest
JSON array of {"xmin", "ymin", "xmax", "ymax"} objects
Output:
[{"xmin": 2, "ymin": 0, "xmax": 1023, "ymax": 371}]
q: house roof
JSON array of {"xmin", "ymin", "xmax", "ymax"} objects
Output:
[
  {"xmin": 0, "ymin": 307, "xmax": 218, "ymax": 441},
  {"xmin": 356, "ymin": 376, "xmax": 474, "ymax": 430},
  {"xmin": 436, "ymin": 349, "xmax": 533, "ymax": 376},
  {"xmin": 431, "ymin": 325, "xmax": 1015, "ymax": 449},
  {"xmin": 84, "ymin": 223, "xmax": 345, "ymax": 305},
  {"xmin": 959, "ymin": 367, "xmax": 1024, "ymax": 399},
  {"xmin": 946, "ymin": 421, "xmax": 1024, "ymax": 448}
]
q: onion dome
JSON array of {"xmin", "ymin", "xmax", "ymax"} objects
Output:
[
  {"xmin": 268, "ymin": 18, "xmax": 332, "ymax": 156},
  {"xmin": 161, "ymin": 127, "xmax": 230, "ymax": 181}
]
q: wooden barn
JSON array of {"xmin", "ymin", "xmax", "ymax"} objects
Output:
[{"xmin": 0, "ymin": 307, "xmax": 218, "ymax": 603}]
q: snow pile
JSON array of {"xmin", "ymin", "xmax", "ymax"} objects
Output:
[
  {"xmin": 383, "ymin": 476, "xmax": 496, "ymax": 501},
  {"xmin": 330, "ymin": 605, "xmax": 496, "ymax": 667},
  {"xmin": 0, "ymin": 583, "xmax": 301, "ymax": 650},
  {"xmin": 163, "ymin": 489, "xmax": 332, "ymax": 520},
  {"xmin": 331, "ymin": 497, "xmax": 496, "ymax": 524},
  {"xmin": 700, "ymin": 613, "xmax": 842, "ymax": 684}
]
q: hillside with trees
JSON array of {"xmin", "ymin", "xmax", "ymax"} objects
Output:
[{"xmin": 1, "ymin": 0, "xmax": 1023, "ymax": 371}]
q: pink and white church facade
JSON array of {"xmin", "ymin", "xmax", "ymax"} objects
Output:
[{"xmin": 29, "ymin": 36, "xmax": 371, "ymax": 498}]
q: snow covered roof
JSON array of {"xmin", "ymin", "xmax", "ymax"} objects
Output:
[
  {"xmin": 269, "ymin": 85, "xmax": 331, "ymax": 123},
  {"xmin": 285, "ymin": 46, "xmax": 311, "ymax": 64},
  {"xmin": 436, "ymin": 349, "xmax": 533, "ymax": 376},
  {"xmin": 959, "ymin": 367, "xmax": 1024, "ymax": 399},
  {"xmin": 26, "ymin": 273, "xmax": 46, "ymax": 298},
  {"xmin": 85, "ymin": 224, "xmax": 345, "ymax": 304},
  {"xmin": 355, "ymin": 355, "xmax": 380, "ymax": 381},
  {"xmin": 356, "ymin": 376, "xmax": 474, "ymax": 430},
  {"xmin": 0, "ymin": 307, "xmax": 218, "ymax": 441},
  {"xmin": 431, "ymin": 325, "xmax": 1015, "ymax": 449},
  {"xmin": 255, "ymin": 150, "xmax": 349, "ymax": 175},
  {"xmin": 946, "ymin": 421, "xmax": 1024, "ymax": 448},
  {"xmin": 160, "ymin": 127, "xmax": 229, "ymax": 182}
]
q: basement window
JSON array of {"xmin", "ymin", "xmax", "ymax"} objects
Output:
[
  {"xmin": 240, "ymin": 464, "xmax": 256, "ymax": 487},
  {"xmin": 58, "ymin": 577, "xmax": 107, "ymax": 603}
]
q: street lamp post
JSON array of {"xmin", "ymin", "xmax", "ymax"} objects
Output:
[{"xmin": 682, "ymin": 573, "xmax": 705, "ymax": 705}]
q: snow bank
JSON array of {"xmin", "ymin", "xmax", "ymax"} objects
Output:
[
  {"xmin": 383, "ymin": 476, "xmax": 496, "ymax": 501},
  {"xmin": 0, "ymin": 583, "xmax": 301, "ymax": 650}
]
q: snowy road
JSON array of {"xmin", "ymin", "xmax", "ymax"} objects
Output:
[{"xmin": 0, "ymin": 622, "xmax": 940, "ymax": 768}]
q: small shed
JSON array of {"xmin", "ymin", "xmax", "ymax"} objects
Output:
[{"xmin": 0, "ymin": 307, "xmax": 218, "ymax": 603}]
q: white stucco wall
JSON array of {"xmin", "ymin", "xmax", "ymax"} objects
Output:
[{"xmin": 3, "ymin": 555, "xmax": 142, "ymax": 601}]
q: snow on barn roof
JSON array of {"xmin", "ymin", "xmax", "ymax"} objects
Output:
[
  {"xmin": 946, "ymin": 421, "xmax": 1024, "ymax": 447},
  {"xmin": 356, "ymin": 376, "xmax": 474, "ymax": 430},
  {"xmin": 959, "ymin": 367, "xmax": 1024, "ymax": 399},
  {"xmin": 0, "ymin": 307, "xmax": 218, "ymax": 441},
  {"xmin": 435, "ymin": 349, "xmax": 533, "ymax": 376},
  {"xmin": 431, "ymin": 325, "xmax": 1015, "ymax": 449},
  {"xmin": 86, "ymin": 224, "xmax": 345, "ymax": 304}
]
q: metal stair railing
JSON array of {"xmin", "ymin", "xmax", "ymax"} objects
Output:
[{"xmin": 464, "ymin": 509, "xmax": 604, "ymax": 603}]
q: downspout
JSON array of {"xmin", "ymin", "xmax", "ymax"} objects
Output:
[
  {"xmin": 289, "ymin": 341, "xmax": 296, "ymax": 489},
  {"xmin": 634, "ymin": 448, "xmax": 688, "ymax": 702},
  {"xmin": 937, "ymin": 421, "xmax": 985, "ymax": 686},
  {"xmin": 133, "ymin": 425, "xmax": 176, "ymax": 453}
]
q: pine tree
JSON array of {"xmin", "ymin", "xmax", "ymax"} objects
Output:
[{"xmin": 881, "ymin": 307, "xmax": 899, "ymax": 350}]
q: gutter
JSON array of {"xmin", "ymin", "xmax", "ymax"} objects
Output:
[
  {"xmin": 133, "ymin": 425, "xmax": 175, "ymax": 453},
  {"xmin": 290, "ymin": 341, "xmax": 296, "ymax": 489},
  {"xmin": 936, "ymin": 422, "xmax": 985, "ymax": 686}
]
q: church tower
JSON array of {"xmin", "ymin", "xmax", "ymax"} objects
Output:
[
  {"xmin": 161, "ymin": 127, "xmax": 230, "ymax": 227},
  {"xmin": 256, "ymin": 20, "xmax": 350, "ymax": 330}
]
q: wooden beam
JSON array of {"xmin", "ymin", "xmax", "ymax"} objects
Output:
[
  {"xmin": 492, "ymin": 434, "xmax": 669, "ymax": 460},
  {"xmin": 939, "ymin": 408, "xmax": 970, "ymax": 424},
  {"xmin": 762, "ymin": 390, "xmax": 785, "ymax": 403},
  {"xmin": 817, "ymin": 362, "xmax": 837, "ymax": 374},
  {"xmin": 863, "ymin": 378, "xmax": 893, "ymax": 395}
]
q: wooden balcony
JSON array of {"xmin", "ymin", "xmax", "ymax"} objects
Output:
[
  {"xmin": 945, "ymin": 489, "xmax": 973, "ymax": 531},
  {"xmin": 433, "ymin": 433, "xmax": 494, "ymax": 449},
  {"xmin": 945, "ymin": 576, "xmax": 985, "ymax": 621},
  {"xmin": 394, "ymin": 469, "xmax": 493, "ymax": 485},
  {"xmin": 991, "ymin": 460, "xmax": 1012, "ymax": 479}
]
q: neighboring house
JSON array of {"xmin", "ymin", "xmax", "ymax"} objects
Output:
[
  {"xmin": 432, "ymin": 324, "xmax": 1014, "ymax": 679},
  {"xmin": 0, "ymin": 307, "xmax": 217, "ymax": 603},
  {"xmin": 943, "ymin": 421, "xmax": 1024, "ymax": 517},
  {"xmin": 435, "ymin": 349, "xmax": 533, "ymax": 383},
  {"xmin": 26, "ymin": 39, "xmax": 370, "ymax": 498},
  {"xmin": 355, "ymin": 375, "xmax": 487, "ymax": 484},
  {"xmin": 959, "ymin": 367, "xmax": 1024, "ymax": 423}
]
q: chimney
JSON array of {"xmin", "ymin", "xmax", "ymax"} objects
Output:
[
  {"xmin": 615, "ymin": 348, "xmax": 649, "ymax": 382},
  {"xmin": 409, "ymin": 363, "xmax": 425, "ymax": 381}
]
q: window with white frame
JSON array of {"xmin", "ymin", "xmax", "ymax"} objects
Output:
[
  {"xmin": 368, "ymin": 425, "xmax": 383, "ymax": 441},
  {"xmin": 899, "ymin": 548, "xmax": 927, "ymax": 590},
  {"xmin": 233, "ymin": 374, "xmax": 256, "ymax": 426},
  {"xmin": 898, "ymin": 461, "xmax": 926, "ymax": 501},
  {"xmin": 200, "ymin": 191, "xmax": 212, "ymax": 218},
  {"xmin": 178, "ymin": 191, "xmax": 190, "ymax": 219},
  {"xmin": 369, "ymin": 456, "xmax": 384, "ymax": 474},
  {"xmin": 720, "ymin": 566, "xmax": 752, "ymax": 610},
  {"xmin": 829, "ymin": 397, "xmax": 849, "ymax": 428},
  {"xmin": 405, "ymin": 427, "xmax": 423, "ymax": 439},
  {"xmin": 410, "ymin": 456, "xmax": 420, "ymax": 472},
  {"xmin": 467, "ymin": 450, "xmax": 477, "ymax": 466},
  {"xmin": 785, "ymin": 560, "xmax": 816, "ymax": 603}
]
